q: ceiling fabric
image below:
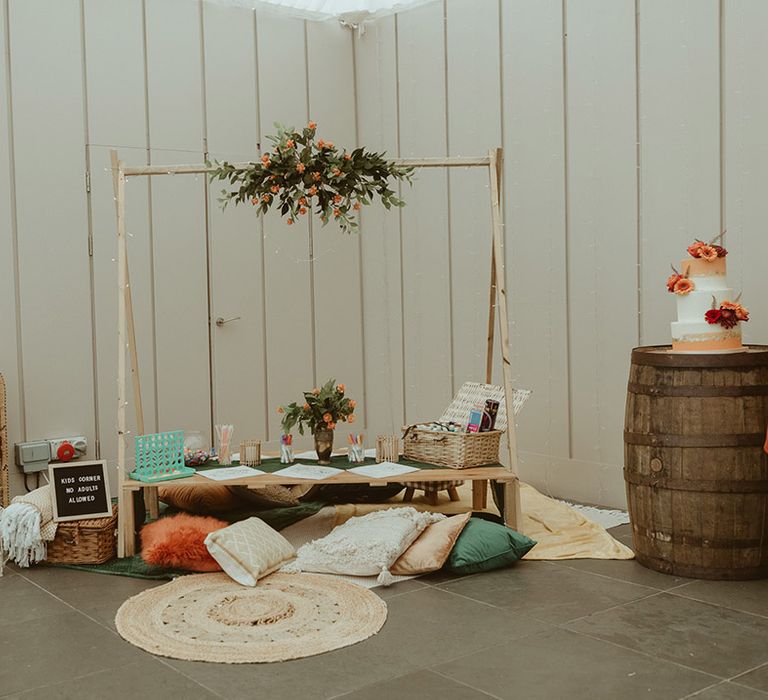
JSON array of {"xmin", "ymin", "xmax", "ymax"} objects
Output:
[{"xmin": 201, "ymin": 0, "xmax": 438, "ymax": 21}]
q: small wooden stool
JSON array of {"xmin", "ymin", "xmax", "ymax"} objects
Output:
[{"xmin": 403, "ymin": 480, "xmax": 464, "ymax": 506}]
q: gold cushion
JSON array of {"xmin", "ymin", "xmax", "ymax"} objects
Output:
[
  {"xmin": 391, "ymin": 511, "xmax": 471, "ymax": 575},
  {"xmin": 158, "ymin": 484, "xmax": 241, "ymax": 514}
]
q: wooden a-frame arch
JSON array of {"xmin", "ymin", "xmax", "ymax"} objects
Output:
[{"xmin": 111, "ymin": 148, "xmax": 521, "ymax": 557}]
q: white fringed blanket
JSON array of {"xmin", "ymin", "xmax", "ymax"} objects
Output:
[{"xmin": 0, "ymin": 485, "xmax": 57, "ymax": 574}]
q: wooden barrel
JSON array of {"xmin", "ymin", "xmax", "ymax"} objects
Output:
[{"xmin": 624, "ymin": 345, "xmax": 768, "ymax": 580}]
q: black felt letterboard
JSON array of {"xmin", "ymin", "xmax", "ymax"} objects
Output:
[{"xmin": 49, "ymin": 460, "xmax": 111, "ymax": 521}]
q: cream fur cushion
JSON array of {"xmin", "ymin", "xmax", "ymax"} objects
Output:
[
  {"xmin": 282, "ymin": 507, "xmax": 445, "ymax": 585},
  {"xmin": 391, "ymin": 512, "xmax": 471, "ymax": 575},
  {"xmin": 204, "ymin": 517, "xmax": 295, "ymax": 587}
]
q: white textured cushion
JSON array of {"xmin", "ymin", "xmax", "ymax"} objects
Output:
[
  {"xmin": 282, "ymin": 507, "xmax": 445, "ymax": 585},
  {"xmin": 204, "ymin": 517, "xmax": 295, "ymax": 587}
]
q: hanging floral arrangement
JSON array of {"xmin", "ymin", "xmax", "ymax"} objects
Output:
[{"xmin": 209, "ymin": 122, "xmax": 414, "ymax": 233}]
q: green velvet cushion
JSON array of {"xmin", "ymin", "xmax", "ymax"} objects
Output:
[{"xmin": 446, "ymin": 518, "xmax": 536, "ymax": 574}]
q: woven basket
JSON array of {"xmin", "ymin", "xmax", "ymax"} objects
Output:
[
  {"xmin": 403, "ymin": 382, "xmax": 531, "ymax": 470},
  {"xmin": 47, "ymin": 505, "xmax": 118, "ymax": 565}
]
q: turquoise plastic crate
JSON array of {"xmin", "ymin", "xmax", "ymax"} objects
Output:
[{"xmin": 131, "ymin": 430, "xmax": 195, "ymax": 483}]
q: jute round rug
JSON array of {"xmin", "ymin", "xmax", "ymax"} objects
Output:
[{"xmin": 115, "ymin": 572, "xmax": 387, "ymax": 663}]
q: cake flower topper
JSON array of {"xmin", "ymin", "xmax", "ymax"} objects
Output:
[
  {"xmin": 688, "ymin": 231, "xmax": 728, "ymax": 261},
  {"xmin": 666, "ymin": 264, "xmax": 695, "ymax": 295},
  {"xmin": 705, "ymin": 294, "xmax": 749, "ymax": 328}
]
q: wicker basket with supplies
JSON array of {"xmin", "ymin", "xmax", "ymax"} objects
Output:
[
  {"xmin": 403, "ymin": 382, "xmax": 531, "ymax": 469},
  {"xmin": 46, "ymin": 505, "xmax": 118, "ymax": 565}
]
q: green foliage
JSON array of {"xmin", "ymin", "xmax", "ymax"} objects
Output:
[
  {"xmin": 279, "ymin": 378, "xmax": 357, "ymax": 435},
  {"xmin": 209, "ymin": 122, "xmax": 414, "ymax": 234}
]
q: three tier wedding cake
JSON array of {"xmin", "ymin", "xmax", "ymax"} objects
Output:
[{"xmin": 668, "ymin": 236, "xmax": 749, "ymax": 353}]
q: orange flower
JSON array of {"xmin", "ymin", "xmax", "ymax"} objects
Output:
[
  {"xmin": 323, "ymin": 412, "xmax": 333, "ymax": 423},
  {"xmin": 344, "ymin": 153, "xmax": 351, "ymax": 161},
  {"xmin": 308, "ymin": 121, "xmax": 317, "ymax": 129},
  {"xmin": 327, "ymin": 422, "xmax": 336, "ymax": 430},
  {"xmin": 348, "ymin": 414, "xmax": 356, "ymax": 424},
  {"xmin": 317, "ymin": 139, "xmax": 325, "ymax": 148},
  {"xmin": 722, "ymin": 300, "xmax": 750, "ymax": 321},
  {"xmin": 349, "ymin": 399, "xmax": 356, "ymax": 408},
  {"xmin": 312, "ymin": 388, "xmax": 320, "ymax": 395},
  {"xmin": 673, "ymin": 278, "xmax": 695, "ymax": 295},
  {"xmin": 251, "ymin": 197, "xmax": 258, "ymax": 206},
  {"xmin": 687, "ymin": 241, "xmax": 705, "ymax": 258},
  {"xmin": 262, "ymin": 194, "xmax": 271, "ymax": 202},
  {"xmin": 296, "ymin": 163, "xmax": 306, "ymax": 173},
  {"xmin": 333, "ymin": 208, "xmax": 341, "ymax": 218},
  {"xmin": 277, "ymin": 406, "xmax": 284, "ymax": 414},
  {"xmin": 699, "ymin": 245, "xmax": 718, "ymax": 261},
  {"xmin": 312, "ymin": 172, "xmax": 322, "ymax": 182},
  {"xmin": 666, "ymin": 273, "xmax": 681, "ymax": 293},
  {"xmin": 299, "ymin": 207, "xmax": 307, "ymax": 215},
  {"xmin": 353, "ymin": 202, "xmax": 361, "ymax": 211},
  {"xmin": 333, "ymin": 195, "xmax": 342, "ymax": 204},
  {"xmin": 326, "ymin": 141, "xmax": 334, "ymax": 149},
  {"xmin": 308, "ymin": 185, "xmax": 318, "ymax": 195},
  {"xmin": 270, "ymin": 185, "xmax": 279, "ymax": 193},
  {"xmin": 286, "ymin": 218, "xmax": 294, "ymax": 225},
  {"xmin": 261, "ymin": 154, "xmax": 271, "ymax": 167},
  {"xmin": 285, "ymin": 139, "xmax": 295, "ymax": 148},
  {"xmin": 299, "ymin": 197, "xmax": 307, "ymax": 205},
  {"xmin": 337, "ymin": 383, "xmax": 345, "ymax": 392},
  {"xmin": 303, "ymin": 403, "xmax": 310, "ymax": 410}
]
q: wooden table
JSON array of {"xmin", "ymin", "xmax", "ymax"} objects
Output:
[{"xmin": 118, "ymin": 461, "xmax": 517, "ymax": 557}]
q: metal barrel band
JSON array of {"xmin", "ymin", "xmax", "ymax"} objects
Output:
[
  {"xmin": 627, "ymin": 382, "xmax": 768, "ymax": 398},
  {"xmin": 623, "ymin": 431, "xmax": 765, "ymax": 447},
  {"xmin": 623, "ymin": 469, "xmax": 768, "ymax": 493}
]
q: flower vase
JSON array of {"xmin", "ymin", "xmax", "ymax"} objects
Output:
[{"xmin": 314, "ymin": 428, "xmax": 334, "ymax": 465}]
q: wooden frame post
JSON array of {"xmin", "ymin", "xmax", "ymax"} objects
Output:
[
  {"xmin": 112, "ymin": 148, "xmax": 521, "ymax": 555},
  {"xmin": 487, "ymin": 148, "xmax": 521, "ymax": 530}
]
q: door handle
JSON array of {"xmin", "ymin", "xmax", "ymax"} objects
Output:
[{"xmin": 215, "ymin": 316, "xmax": 241, "ymax": 327}]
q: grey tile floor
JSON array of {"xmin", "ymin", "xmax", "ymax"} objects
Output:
[{"xmin": 1, "ymin": 523, "xmax": 768, "ymax": 700}]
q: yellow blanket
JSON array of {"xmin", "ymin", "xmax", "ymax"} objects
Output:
[{"xmin": 335, "ymin": 481, "xmax": 633, "ymax": 561}]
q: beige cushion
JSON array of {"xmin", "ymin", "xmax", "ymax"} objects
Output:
[
  {"xmin": 391, "ymin": 511, "xmax": 471, "ymax": 575},
  {"xmin": 204, "ymin": 517, "xmax": 296, "ymax": 587},
  {"xmin": 231, "ymin": 484, "xmax": 302, "ymax": 508}
]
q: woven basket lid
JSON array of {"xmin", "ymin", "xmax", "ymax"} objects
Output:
[{"xmin": 438, "ymin": 382, "xmax": 531, "ymax": 432}]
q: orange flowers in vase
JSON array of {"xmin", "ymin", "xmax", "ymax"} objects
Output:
[{"xmin": 278, "ymin": 379, "xmax": 357, "ymax": 465}]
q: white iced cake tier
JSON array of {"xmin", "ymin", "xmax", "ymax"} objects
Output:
[{"xmin": 671, "ymin": 257, "xmax": 743, "ymax": 352}]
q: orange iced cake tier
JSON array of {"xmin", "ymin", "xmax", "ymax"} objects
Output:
[{"xmin": 671, "ymin": 257, "xmax": 744, "ymax": 353}]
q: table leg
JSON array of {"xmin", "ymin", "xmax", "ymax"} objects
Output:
[
  {"xmin": 447, "ymin": 486, "xmax": 460, "ymax": 502},
  {"xmin": 502, "ymin": 478, "xmax": 522, "ymax": 531},
  {"xmin": 472, "ymin": 480, "xmax": 488, "ymax": 510},
  {"xmin": 144, "ymin": 487, "xmax": 159, "ymax": 520},
  {"xmin": 121, "ymin": 486, "xmax": 137, "ymax": 557},
  {"xmin": 403, "ymin": 487, "xmax": 415, "ymax": 502}
]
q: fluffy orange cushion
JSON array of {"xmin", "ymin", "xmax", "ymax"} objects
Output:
[
  {"xmin": 391, "ymin": 511, "xmax": 471, "ymax": 575},
  {"xmin": 158, "ymin": 484, "xmax": 242, "ymax": 514},
  {"xmin": 140, "ymin": 513, "xmax": 227, "ymax": 572}
]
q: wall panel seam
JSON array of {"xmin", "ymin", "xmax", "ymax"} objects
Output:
[
  {"xmin": 80, "ymin": 1, "xmax": 101, "ymax": 457},
  {"xmin": 142, "ymin": 0, "xmax": 160, "ymax": 433},
  {"xmin": 2, "ymin": 0, "xmax": 25, "ymax": 440},
  {"xmin": 394, "ymin": 13, "xmax": 407, "ymax": 426},
  {"xmin": 561, "ymin": 0, "xmax": 573, "ymax": 459},
  {"xmin": 634, "ymin": 0, "xmax": 642, "ymax": 347},
  {"xmin": 350, "ymin": 28, "xmax": 369, "ymax": 430},
  {"xmin": 719, "ymin": 0, "xmax": 725, "ymax": 235},
  {"xmin": 442, "ymin": 0, "xmax": 455, "ymax": 395},
  {"xmin": 253, "ymin": 9, "xmax": 270, "ymax": 440},
  {"xmin": 199, "ymin": 0, "xmax": 216, "ymax": 435},
  {"xmin": 303, "ymin": 19, "xmax": 318, "ymax": 388}
]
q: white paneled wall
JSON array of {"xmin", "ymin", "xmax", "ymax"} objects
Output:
[{"xmin": 2, "ymin": 0, "xmax": 767, "ymax": 508}]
